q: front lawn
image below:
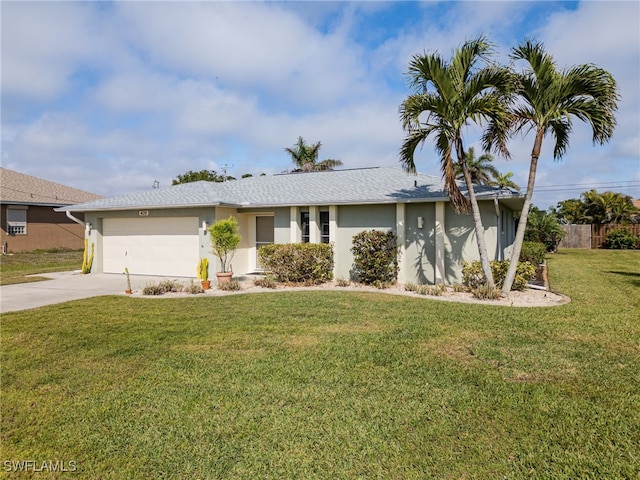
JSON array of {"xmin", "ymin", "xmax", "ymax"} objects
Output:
[
  {"xmin": 1, "ymin": 250, "xmax": 638, "ymax": 478},
  {"xmin": 0, "ymin": 248, "xmax": 83, "ymax": 285}
]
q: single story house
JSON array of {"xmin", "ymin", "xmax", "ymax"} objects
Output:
[
  {"xmin": 0, "ymin": 167, "xmax": 103, "ymax": 253},
  {"xmin": 58, "ymin": 167, "xmax": 524, "ymax": 285}
]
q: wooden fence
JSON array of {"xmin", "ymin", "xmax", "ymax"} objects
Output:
[
  {"xmin": 558, "ymin": 224, "xmax": 640, "ymax": 249},
  {"xmin": 591, "ymin": 224, "xmax": 640, "ymax": 249},
  {"xmin": 559, "ymin": 225, "xmax": 591, "ymax": 249}
]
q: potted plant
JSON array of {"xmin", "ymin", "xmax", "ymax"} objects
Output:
[
  {"xmin": 197, "ymin": 258, "xmax": 211, "ymax": 289},
  {"xmin": 124, "ymin": 267, "xmax": 132, "ymax": 294},
  {"xmin": 208, "ymin": 216, "xmax": 241, "ymax": 284}
]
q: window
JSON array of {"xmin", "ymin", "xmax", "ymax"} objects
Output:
[
  {"xmin": 320, "ymin": 211, "xmax": 330, "ymax": 244},
  {"xmin": 6, "ymin": 207, "xmax": 27, "ymax": 235},
  {"xmin": 301, "ymin": 211, "xmax": 330, "ymax": 243},
  {"xmin": 301, "ymin": 212, "xmax": 310, "ymax": 243}
]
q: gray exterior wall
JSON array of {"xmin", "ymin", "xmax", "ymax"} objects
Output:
[
  {"xmin": 82, "ymin": 198, "xmax": 518, "ymax": 283},
  {"xmin": 334, "ymin": 204, "xmax": 396, "ymax": 280},
  {"xmin": 443, "ymin": 202, "xmax": 500, "ymax": 284},
  {"xmin": 404, "ymin": 203, "xmax": 437, "ymax": 285}
]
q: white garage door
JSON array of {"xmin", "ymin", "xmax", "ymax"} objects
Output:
[{"xmin": 103, "ymin": 217, "xmax": 199, "ymax": 277}]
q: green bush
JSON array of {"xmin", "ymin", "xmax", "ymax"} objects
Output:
[
  {"xmin": 519, "ymin": 241, "xmax": 547, "ymax": 265},
  {"xmin": 350, "ymin": 230, "xmax": 400, "ymax": 285},
  {"xmin": 258, "ymin": 243, "xmax": 334, "ymax": 284},
  {"xmin": 603, "ymin": 228, "xmax": 640, "ymax": 250},
  {"xmin": 524, "ymin": 207, "xmax": 566, "ymax": 252},
  {"xmin": 463, "ymin": 260, "xmax": 536, "ymax": 291}
]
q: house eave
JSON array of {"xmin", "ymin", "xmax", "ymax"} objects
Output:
[
  {"xmin": 55, "ymin": 202, "xmax": 228, "ymax": 213},
  {"xmin": 2, "ymin": 200, "xmax": 71, "ymax": 208}
]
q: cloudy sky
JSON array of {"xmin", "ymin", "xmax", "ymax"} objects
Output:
[{"xmin": 2, "ymin": 1, "xmax": 639, "ymax": 209}]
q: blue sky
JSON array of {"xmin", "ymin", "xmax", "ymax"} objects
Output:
[{"xmin": 2, "ymin": 1, "xmax": 638, "ymax": 209}]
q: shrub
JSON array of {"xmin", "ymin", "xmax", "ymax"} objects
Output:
[
  {"xmin": 603, "ymin": 228, "xmax": 640, "ymax": 250},
  {"xmin": 428, "ymin": 284, "xmax": 446, "ymax": 296},
  {"xmin": 524, "ymin": 207, "xmax": 566, "ymax": 252},
  {"xmin": 350, "ymin": 230, "xmax": 400, "ymax": 285},
  {"xmin": 404, "ymin": 282, "xmax": 419, "ymax": 293},
  {"xmin": 218, "ymin": 279, "xmax": 242, "ymax": 291},
  {"xmin": 254, "ymin": 277, "xmax": 275, "ymax": 289},
  {"xmin": 185, "ymin": 280, "xmax": 205, "ymax": 294},
  {"xmin": 404, "ymin": 282, "xmax": 445, "ymax": 296},
  {"xmin": 519, "ymin": 242, "xmax": 547, "ymax": 265},
  {"xmin": 142, "ymin": 279, "xmax": 184, "ymax": 296},
  {"xmin": 472, "ymin": 283, "xmax": 502, "ymax": 300},
  {"xmin": 336, "ymin": 278, "xmax": 351, "ymax": 287},
  {"xmin": 258, "ymin": 243, "xmax": 334, "ymax": 284},
  {"xmin": 463, "ymin": 260, "xmax": 536, "ymax": 291},
  {"xmin": 254, "ymin": 277, "xmax": 277, "ymax": 289}
]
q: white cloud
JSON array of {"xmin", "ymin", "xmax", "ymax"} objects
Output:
[
  {"xmin": 1, "ymin": 2, "xmax": 105, "ymax": 98},
  {"xmin": 113, "ymin": 2, "xmax": 370, "ymax": 108}
]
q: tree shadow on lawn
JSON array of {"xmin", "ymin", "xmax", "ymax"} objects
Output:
[{"xmin": 605, "ymin": 270, "xmax": 640, "ymax": 288}]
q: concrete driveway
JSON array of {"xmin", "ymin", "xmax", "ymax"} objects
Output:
[{"xmin": 0, "ymin": 271, "xmax": 180, "ymax": 313}]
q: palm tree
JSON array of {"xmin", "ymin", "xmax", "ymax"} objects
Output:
[
  {"xmin": 399, "ymin": 37, "xmax": 513, "ymax": 288},
  {"xmin": 493, "ymin": 171, "xmax": 520, "ymax": 191},
  {"xmin": 285, "ymin": 137, "xmax": 343, "ymax": 172},
  {"xmin": 583, "ymin": 190, "xmax": 638, "ymax": 224},
  {"xmin": 497, "ymin": 40, "xmax": 619, "ymax": 294},
  {"xmin": 453, "ymin": 147, "xmax": 500, "ymax": 186}
]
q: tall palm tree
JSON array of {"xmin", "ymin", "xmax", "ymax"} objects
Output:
[
  {"xmin": 453, "ymin": 147, "xmax": 500, "ymax": 186},
  {"xmin": 285, "ymin": 137, "xmax": 343, "ymax": 172},
  {"xmin": 497, "ymin": 40, "xmax": 619, "ymax": 294},
  {"xmin": 399, "ymin": 37, "xmax": 513, "ymax": 288}
]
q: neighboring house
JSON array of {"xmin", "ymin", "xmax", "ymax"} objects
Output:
[
  {"xmin": 58, "ymin": 167, "xmax": 524, "ymax": 284},
  {"xmin": 0, "ymin": 168, "xmax": 103, "ymax": 252}
]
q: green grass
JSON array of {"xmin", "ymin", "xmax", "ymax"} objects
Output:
[
  {"xmin": 0, "ymin": 248, "xmax": 83, "ymax": 285},
  {"xmin": 1, "ymin": 250, "xmax": 639, "ymax": 478}
]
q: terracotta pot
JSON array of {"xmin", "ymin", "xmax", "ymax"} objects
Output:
[
  {"xmin": 216, "ymin": 272, "xmax": 233, "ymax": 284},
  {"xmin": 201, "ymin": 280, "xmax": 211, "ymax": 290},
  {"xmin": 125, "ymin": 289, "xmax": 132, "ymax": 295}
]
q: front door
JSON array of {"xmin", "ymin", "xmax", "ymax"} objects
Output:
[{"xmin": 255, "ymin": 216, "xmax": 274, "ymax": 269}]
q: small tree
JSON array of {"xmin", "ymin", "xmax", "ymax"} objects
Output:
[{"xmin": 208, "ymin": 217, "xmax": 241, "ymax": 273}]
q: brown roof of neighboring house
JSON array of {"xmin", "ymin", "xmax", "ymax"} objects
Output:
[{"xmin": 0, "ymin": 167, "xmax": 103, "ymax": 206}]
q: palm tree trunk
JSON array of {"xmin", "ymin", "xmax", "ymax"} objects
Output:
[
  {"xmin": 501, "ymin": 128, "xmax": 544, "ymax": 295},
  {"xmin": 457, "ymin": 140, "xmax": 495, "ymax": 288}
]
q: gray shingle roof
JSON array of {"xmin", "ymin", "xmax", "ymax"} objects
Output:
[
  {"xmin": 0, "ymin": 168, "xmax": 103, "ymax": 206},
  {"xmin": 59, "ymin": 167, "xmax": 522, "ymax": 212}
]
